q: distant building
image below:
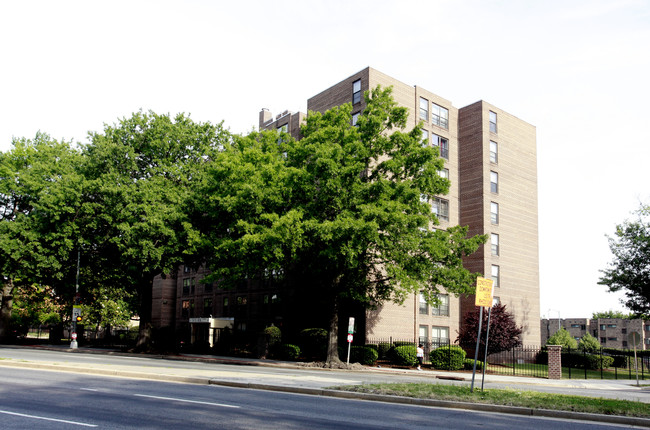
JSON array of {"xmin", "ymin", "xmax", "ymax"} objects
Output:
[
  {"xmin": 541, "ymin": 318, "xmax": 650, "ymax": 350},
  {"xmin": 152, "ymin": 67, "xmax": 541, "ymax": 348}
]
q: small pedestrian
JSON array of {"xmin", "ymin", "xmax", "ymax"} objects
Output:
[{"xmin": 416, "ymin": 344, "xmax": 424, "ymax": 370}]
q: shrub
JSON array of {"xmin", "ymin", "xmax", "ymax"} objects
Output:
[
  {"xmin": 377, "ymin": 342, "xmax": 392, "ymax": 360},
  {"xmin": 546, "ymin": 328, "xmax": 577, "ymax": 350},
  {"xmin": 463, "ymin": 358, "xmax": 483, "ymax": 371},
  {"xmin": 277, "ymin": 343, "xmax": 301, "ymax": 361},
  {"xmin": 585, "ymin": 354, "xmax": 614, "ymax": 370},
  {"xmin": 263, "ymin": 326, "xmax": 282, "ymax": 345},
  {"xmin": 346, "ymin": 346, "xmax": 379, "ymax": 365},
  {"xmin": 299, "ymin": 328, "xmax": 328, "ymax": 360},
  {"xmin": 578, "ymin": 333, "xmax": 600, "ymax": 352},
  {"xmin": 392, "ymin": 344, "xmax": 418, "ymax": 366},
  {"xmin": 430, "ymin": 345, "xmax": 466, "ymax": 370}
]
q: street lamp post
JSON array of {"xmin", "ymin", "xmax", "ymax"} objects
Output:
[{"xmin": 70, "ymin": 249, "xmax": 80, "ymax": 349}]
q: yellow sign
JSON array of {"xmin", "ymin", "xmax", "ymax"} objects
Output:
[{"xmin": 475, "ymin": 277, "xmax": 494, "ymax": 307}]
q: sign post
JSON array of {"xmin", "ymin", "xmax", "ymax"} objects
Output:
[
  {"xmin": 346, "ymin": 317, "xmax": 355, "ymax": 364},
  {"xmin": 628, "ymin": 331, "xmax": 642, "ymax": 387},
  {"xmin": 470, "ymin": 277, "xmax": 494, "ymax": 392}
]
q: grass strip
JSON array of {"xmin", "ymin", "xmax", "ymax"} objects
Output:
[{"xmin": 334, "ymin": 383, "xmax": 650, "ymax": 418}]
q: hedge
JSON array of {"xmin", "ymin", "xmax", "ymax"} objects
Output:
[
  {"xmin": 430, "ymin": 345, "xmax": 466, "ymax": 370},
  {"xmin": 392, "ymin": 344, "xmax": 418, "ymax": 366}
]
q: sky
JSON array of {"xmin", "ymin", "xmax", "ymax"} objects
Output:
[{"xmin": 1, "ymin": 0, "xmax": 649, "ymax": 319}]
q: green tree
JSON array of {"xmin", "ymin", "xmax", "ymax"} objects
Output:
[
  {"xmin": 599, "ymin": 206, "xmax": 650, "ymax": 317},
  {"xmin": 0, "ymin": 133, "xmax": 85, "ymax": 340},
  {"xmin": 578, "ymin": 332, "xmax": 601, "ymax": 352},
  {"xmin": 591, "ymin": 310, "xmax": 632, "ymax": 319},
  {"xmin": 197, "ymin": 86, "xmax": 485, "ymax": 364},
  {"xmin": 11, "ymin": 284, "xmax": 66, "ymax": 335},
  {"xmin": 546, "ymin": 328, "xmax": 578, "ymax": 350},
  {"xmin": 80, "ymin": 111, "xmax": 230, "ymax": 349},
  {"xmin": 456, "ymin": 303, "xmax": 523, "ymax": 355}
]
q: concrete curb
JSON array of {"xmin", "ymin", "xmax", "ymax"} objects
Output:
[
  {"xmin": 205, "ymin": 379, "xmax": 650, "ymax": 428},
  {"xmin": 2, "ymin": 352, "xmax": 649, "ymax": 428}
]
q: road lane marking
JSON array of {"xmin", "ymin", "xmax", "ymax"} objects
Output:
[
  {"xmin": 0, "ymin": 410, "xmax": 97, "ymax": 427},
  {"xmin": 133, "ymin": 394, "xmax": 240, "ymax": 408}
]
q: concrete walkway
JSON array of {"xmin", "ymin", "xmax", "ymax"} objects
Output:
[{"xmin": 1, "ymin": 345, "xmax": 650, "ymax": 428}]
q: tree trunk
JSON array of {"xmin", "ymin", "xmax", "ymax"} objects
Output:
[
  {"xmin": 135, "ymin": 277, "xmax": 154, "ymax": 351},
  {"xmin": 325, "ymin": 297, "xmax": 343, "ymax": 366},
  {"xmin": 0, "ymin": 279, "xmax": 15, "ymax": 342}
]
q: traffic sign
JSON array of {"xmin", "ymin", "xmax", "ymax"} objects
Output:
[
  {"xmin": 71, "ymin": 332, "xmax": 77, "ymax": 340},
  {"xmin": 628, "ymin": 331, "xmax": 641, "ymax": 346},
  {"xmin": 347, "ymin": 334, "xmax": 353, "ymax": 343},
  {"xmin": 475, "ymin": 277, "xmax": 494, "ymax": 307}
]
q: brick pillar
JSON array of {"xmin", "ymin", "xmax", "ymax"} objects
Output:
[{"xmin": 547, "ymin": 345, "xmax": 562, "ymax": 379}]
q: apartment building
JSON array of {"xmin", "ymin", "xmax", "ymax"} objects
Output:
[
  {"xmin": 541, "ymin": 318, "xmax": 650, "ymax": 350},
  {"xmin": 152, "ymin": 67, "xmax": 540, "ymax": 348}
]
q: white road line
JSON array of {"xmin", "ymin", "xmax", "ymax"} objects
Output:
[
  {"xmin": 133, "ymin": 394, "xmax": 240, "ymax": 408},
  {"xmin": 80, "ymin": 388, "xmax": 99, "ymax": 391},
  {"xmin": 0, "ymin": 410, "xmax": 98, "ymax": 427}
]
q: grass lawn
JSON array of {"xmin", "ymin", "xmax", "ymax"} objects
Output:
[
  {"xmin": 482, "ymin": 362, "xmax": 648, "ymax": 381},
  {"xmin": 334, "ymin": 383, "xmax": 650, "ymax": 418}
]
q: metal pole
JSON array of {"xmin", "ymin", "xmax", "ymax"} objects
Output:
[
  {"xmin": 481, "ymin": 306, "xmax": 492, "ymax": 391},
  {"xmin": 470, "ymin": 307, "xmax": 484, "ymax": 393},
  {"xmin": 70, "ymin": 249, "xmax": 80, "ymax": 349}
]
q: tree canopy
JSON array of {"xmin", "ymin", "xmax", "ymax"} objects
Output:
[
  {"xmin": 546, "ymin": 328, "xmax": 577, "ymax": 350},
  {"xmin": 80, "ymin": 111, "xmax": 231, "ymax": 348},
  {"xmin": 599, "ymin": 206, "xmax": 650, "ymax": 318},
  {"xmin": 0, "ymin": 133, "xmax": 85, "ymax": 339},
  {"xmin": 456, "ymin": 303, "xmax": 523, "ymax": 355},
  {"xmin": 196, "ymin": 86, "xmax": 486, "ymax": 363}
]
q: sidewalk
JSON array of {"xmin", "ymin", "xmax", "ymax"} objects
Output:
[{"xmin": 2, "ymin": 344, "xmax": 649, "ymax": 428}]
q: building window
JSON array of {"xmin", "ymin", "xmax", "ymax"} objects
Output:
[
  {"xmin": 490, "ymin": 202, "xmax": 499, "ymax": 224},
  {"xmin": 431, "ymin": 294, "xmax": 449, "ymax": 316},
  {"xmin": 490, "ymin": 141, "xmax": 498, "ymax": 164},
  {"xmin": 607, "ymin": 324, "xmax": 617, "ymax": 328},
  {"xmin": 203, "ymin": 298, "xmax": 212, "ymax": 317},
  {"xmin": 432, "ymin": 326, "xmax": 449, "ymax": 346},
  {"xmin": 600, "ymin": 324, "xmax": 606, "ymax": 330},
  {"xmin": 237, "ymin": 296, "xmax": 248, "ymax": 306},
  {"xmin": 419, "ymin": 325, "xmax": 428, "ymax": 343},
  {"xmin": 489, "ymin": 111, "xmax": 497, "ymax": 133},
  {"xmin": 204, "ymin": 282, "xmax": 213, "ymax": 293},
  {"xmin": 419, "ymin": 97, "xmax": 429, "ymax": 121},
  {"xmin": 571, "ymin": 324, "xmax": 581, "ymax": 328},
  {"xmin": 645, "ymin": 325, "xmax": 650, "ymax": 331},
  {"xmin": 418, "ymin": 293, "xmax": 429, "ymax": 315},
  {"xmin": 622, "ymin": 328, "xmax": 627, "ymax": 334},
  {"xmin": 607, "ymin": 337, "xmax": 617, "ymax": 341},
  {"xmin": 181, "ymin": 300, "xmax": 190, "ymax": 318},
  {"xmin": 490, "ymin": 171, "xmax": 498, "ymax": 193},
  {"xmin": 438, "ymin": 168, "xmax": 449, "ymax": 180},
  {"xmin": 431, "ymin": 104, "xmax": 449, "ymax": 129},
  {"xmin": 182, "ymin": 278, "xmax": 191, "ymax": 295},
  {"xmin": 623, "ymin": 341, "xmax": 628, "ymax": 347},
  {"xmin": 431, "ymin": 134, "xmax": 449, "ymax": 159},
  {"xmin": 352, "ymin": 112, "xmax": 360, "ymax": 126},
  {"xmin": 491, "ymin": 233, "xmax": 499, "ymax": 256},
  {"xmin": 492, "ymin": 296, "xmax": 500, "ymax": 306},
  {"xmin": 353, "ymin": 79, "xmax": 361, "ymax": 104},
  {"xmin": 432, "ymin": 198, "xmax": 449, "ymax": 222},
  {"xmin": 491, "ymin": 265, "xmax": 500, "ymax": 288},
  {"xmin": 600, "ymin": 337, "xmax": 606, "ymax": 343}
]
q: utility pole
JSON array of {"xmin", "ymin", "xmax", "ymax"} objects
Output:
[{"xmin": 70, "ymin": 249, "xmax": 80, "ymax": 349}]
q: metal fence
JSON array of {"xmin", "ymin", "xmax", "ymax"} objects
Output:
[
  {"xmin": 562, "ymin": 347, "xmax": 648, "ymax": 380},
  {"xmin": 366, "ymin": 337, "xmax": 548, "ymax": 378}
]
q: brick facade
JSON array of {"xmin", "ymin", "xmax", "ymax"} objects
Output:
[{"xmin": 542, "ymin": 317, "xmax": 650, "ymax": 350}]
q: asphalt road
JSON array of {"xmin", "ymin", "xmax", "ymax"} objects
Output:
[{"xmin": 0, "ymin": 366, "xmax": 640, "ymax": 430}]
